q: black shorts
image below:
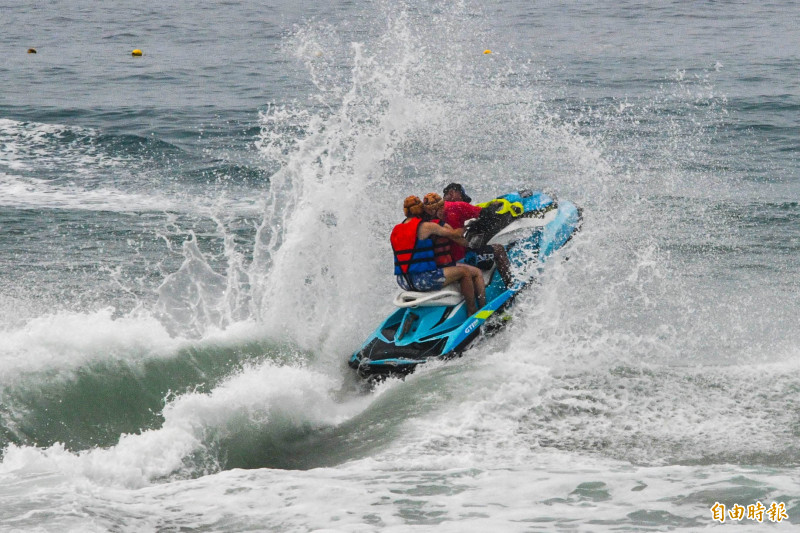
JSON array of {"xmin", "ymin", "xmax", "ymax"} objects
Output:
[{"xmin": 463, "ymin": 245, "xmax": 496, "ymax": 271}]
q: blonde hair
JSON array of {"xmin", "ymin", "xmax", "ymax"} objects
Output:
[
  {"xmin": 422, "ymin": 192, "xmax": 444, "ymax": 215},
  {"xmin": 403, "ymin": 195, "xmax": 424, "ymax": 217}
]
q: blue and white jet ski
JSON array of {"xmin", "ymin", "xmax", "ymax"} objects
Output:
[{"xmin": 348, "ymin": 189, "xmax": 582, "ymax": 381}]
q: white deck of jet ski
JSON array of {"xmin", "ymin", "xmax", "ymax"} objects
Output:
[
  {"xmin": 393, "ymin": 268, "xmax": 494, "ymax": 308},
  {"xmin": 487, "ymin": 210, "xmax": 557, "ymax": 246}
]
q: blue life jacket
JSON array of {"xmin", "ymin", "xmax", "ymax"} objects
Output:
[{"xmin": 390, "ymin": 218, "xmax": 437, "ymax": 274}]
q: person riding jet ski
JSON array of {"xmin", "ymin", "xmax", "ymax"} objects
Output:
[
  {"xmin": 421, "ymin": 193, "xmax": 457, "ymax": 268},
  {"xmin": 437, "ymin": 186, "xmax": 514, "ymax": 287},
  {"xmin": 391, "ymin": 195, "xmax": 486, "ymax": 315},
  {"xmin": 441, "ymin": 182, "xmax": 480, "ymax": 261}
]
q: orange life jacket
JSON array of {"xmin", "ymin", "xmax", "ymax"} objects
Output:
[
  {"xmin": 390, "ymin": 218, "xmax": 437, "ymax": 274},
  {"xmin": 429, "ymin": 219, "xmax": 454, "ymax": 267}
]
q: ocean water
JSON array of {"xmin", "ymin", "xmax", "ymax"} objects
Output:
[{"xmin": 1, "ymin": 0, "xmax": 799, "ymax": 531}]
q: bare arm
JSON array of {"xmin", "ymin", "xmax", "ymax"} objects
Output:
[{"xmin": 418, "ymin": 221, "xmax": 467, "ymax": 247}]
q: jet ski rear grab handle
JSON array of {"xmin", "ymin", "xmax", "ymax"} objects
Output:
[{"xmin": 393, "ymin": 287, "xmax": 463, "ymax": 307}]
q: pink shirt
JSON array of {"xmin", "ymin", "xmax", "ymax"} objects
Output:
[{"xmin": 443, "ymin": 201, "xmax": 482, "ymax": 261}]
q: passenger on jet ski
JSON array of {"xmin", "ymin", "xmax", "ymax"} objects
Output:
[
  {"xmin": 391, "ymin": 196, "xmax": 486, "ymax": 315},
  {"xmin": 421, "ymin": 192, "xmax": 458, "ymax": 267}
]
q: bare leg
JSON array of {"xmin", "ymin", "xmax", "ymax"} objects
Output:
[
  {"xmin": 491, "ymin": 244, "xmax": 514, "ymax": 287},
  {"xmin": 459, "ymin": 275, "xmax": 477, "ymax": 315},
  {"xmin": 464, "ymin": 264, "xmax": 486, "ymax": 309},
  {"xmin": 443, "ymin": 266, "xmax": 477, "ymax": 315}
]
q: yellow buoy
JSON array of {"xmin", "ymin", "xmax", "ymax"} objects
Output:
[
  {"xmin": 483, "ymin": 49, "xmax": 492, "ymax": 55},
  {"xmin": 132, "ymin": 49, "xmax": 143, "ymax": 56},
  {"xmin": 27, "ymin": 48, "xmax": 37, "ymax": 54}
]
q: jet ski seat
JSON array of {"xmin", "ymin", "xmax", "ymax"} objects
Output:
[{"xmin": 393, "ymin": 268, "xmax": 495, "ymax": 308}]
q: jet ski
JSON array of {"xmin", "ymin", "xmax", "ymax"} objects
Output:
[{"xmin": 348, "ymin": 189, "xmax": 582, "ymax": 382}]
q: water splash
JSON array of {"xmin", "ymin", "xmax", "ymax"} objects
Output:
[
  {"xmin": 5, "ymin": 0, "xmax": 795, "ymax": 482},
  {"xmin": 0, "ymin": 361, "xmax": 371, "ymax": 487}
]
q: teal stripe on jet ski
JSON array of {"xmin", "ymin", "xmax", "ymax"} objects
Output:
[{"xmin": 442, "ymin": 288, "xmax": 518, "ymax": 353}]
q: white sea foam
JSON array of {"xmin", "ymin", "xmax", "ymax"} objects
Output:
[
  {"xmin": 3, "ymin": 0, "xmax": 800, "ymax": 531},
  {"xmin": 0, "ymin": 118, "xmax": 261, "ymax": 215},
  {"xmin": 0, "ymin": 361, "xmax": 372, "ymax": 489},
  {"xmin": 0, "ymin": 306, "xmax": 269, "ymax": 379},
  {"xmin": 0, "ymin": 172, "xmax": 177, "ymax": 212},
  {"xmin": 0, "ymin": 308, "xmax": 175, "ymax": 376},
  {"xmin": 4, "ymin": 448, "xmax": 799, "ymax": 532}
]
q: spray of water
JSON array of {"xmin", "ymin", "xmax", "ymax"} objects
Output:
[{"xmin": 4, "ymin": 0, "xmax": 798, "ymax": 486}]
